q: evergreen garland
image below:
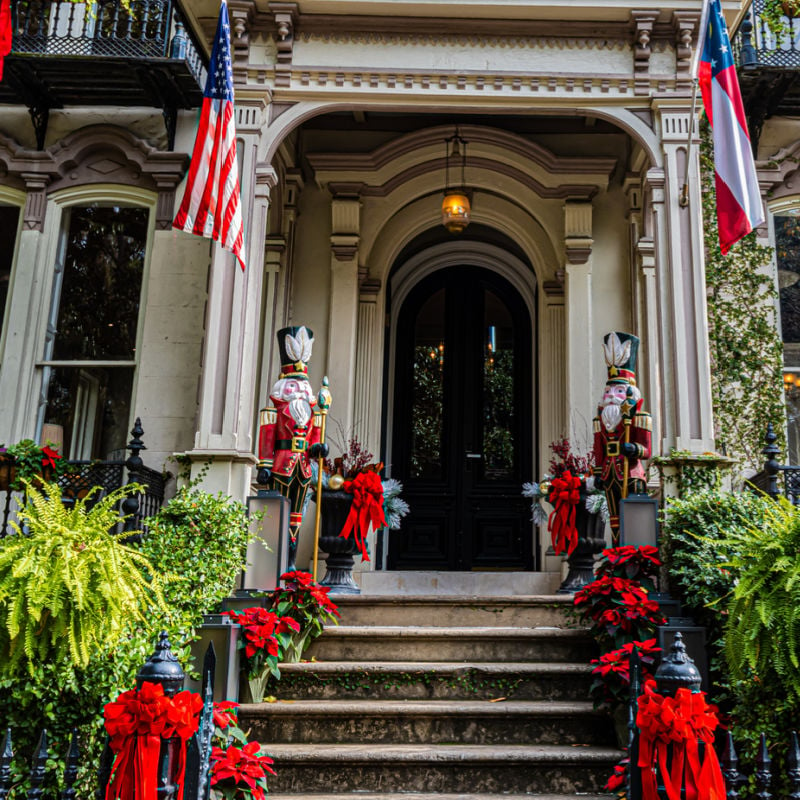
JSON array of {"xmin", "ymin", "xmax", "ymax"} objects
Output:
[{"xmin": 700, "ymin": 125, "xmax": 785, "ymax": 471}]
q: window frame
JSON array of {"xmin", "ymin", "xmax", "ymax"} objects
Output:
[
  {"xmin": 0, "ymin": 187, "xmax": 26, "ymax": 369},
  {"xmin": 34, "ymin": 185, "xmax": 157, "ymax": 456}
]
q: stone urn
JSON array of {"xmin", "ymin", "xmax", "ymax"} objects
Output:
[
  {"xmin": 556, "ymin": 489, "xmax": 606, "ymax": 594},
  {"xmin": 315, "ymin": 489, "xmax": 361, "ymax": 595}
]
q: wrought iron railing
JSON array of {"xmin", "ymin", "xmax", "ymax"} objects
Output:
[
  {"xmin": 733, "ymin": 0, "xmax": 800, "ymax": 70},
  {"xmin": 10, "ymin": 0, "xmax": 206, "ymax": 86},
  {"xmin": 0, "ymin": 418, "xmax": 166, "ymax": 538}
]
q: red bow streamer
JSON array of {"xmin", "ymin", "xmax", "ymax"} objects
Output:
[
  {"xmin": 104, "ymin": 681, "xmax": 202, "ymax": 800},
  {"xmin": 636, "ymin": 679, "xmax": 725, "ymax": 800},
  {"xmin": 547, "ymin": 471, "xmax": 582, "ymax": 556},
  {"xmin": 340, "ymin": 471, "xmax": 386, "ymax": 562}
]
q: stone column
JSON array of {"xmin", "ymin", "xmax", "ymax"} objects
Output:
[
  {"xmin": 353, "ymin": 274, "xmax": 382, "ymax": 456},
  {"xmin": 539, "ymin": 279, "xmax": 566, "ymax": 472},
  {"xmin": 564, "ymin": 200, "xmax": 595, "ymax": 454},
  {"xmin": 327, "ymin": 195, "xmax": 361, "ymax": 437},
  {"xmin": 188, "ymin": 153, "xmax": 276, "ymax": 499},
  {"xmin": 650, "ymin": 101, "xmax": 715, "ymax": 454},
  {"xmin": 637, "ymin": 236, "xmax": 661, "ymax": 455}
]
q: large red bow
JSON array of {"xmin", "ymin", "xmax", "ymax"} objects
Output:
[
  {"xmin": 104, "ymin": 681, "xmax": 202, "ymax": 800},
  {"xmin": 547, "ymin": 471, "xmax": 582, "ymax": 556},
  {"xmin": 341, "ymin": 471, "xmax": 386, "ymax": 562},
  {"xmin": 636, "ymin": 680, "xmax": 724, "ymax": 800}
]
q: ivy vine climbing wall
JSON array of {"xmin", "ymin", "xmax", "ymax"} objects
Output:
[{"xmin": 700, "ymin": 125, "xmax": 785, "ymax": 473}]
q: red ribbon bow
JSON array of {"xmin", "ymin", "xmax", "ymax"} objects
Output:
[
  {"xmin": 547, "ymin": 470, "xmax": 582, "ymax": 556},
  {"xmin": 340, "ymin": 471, "xmax": 386, "ymax": 562},
  {"xmin": 104, "ymin": 681, "xmax": 202, "ymax": 800},
  {"xmin": 636, "ymin": 680, "xmax": 725, "ymax": 800}
]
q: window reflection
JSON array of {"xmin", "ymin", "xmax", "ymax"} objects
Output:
[
  {"xmin": 482, "ymin": 290, "xmax": 515, "ymax": 479},
  {"xmin": 779, "ymin": 213, "xmax": 800, "ymax": 463},
  {"xmin": 411, "ymin": 289, "xmax": 445, "ymax": 479},
  {"xmin": 0, "ymin": 206, "xmax": 21, "ymax": 345}
]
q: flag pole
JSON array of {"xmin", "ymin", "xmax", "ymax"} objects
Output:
[{"xmin": 679, "ymin": 0, "xmax": 711, "ymax": 208}]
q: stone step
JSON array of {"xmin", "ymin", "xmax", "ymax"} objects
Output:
[
  {"xmin": 241, "ymin": 698, "xmax": 613, "ymax": 746},
  {"xmin": 332, "ymin": 594, "xmax": 575, "ymax": 628},
  {"xmin": 263, "ymin": 743, "xmax": 621, "ymax": 795},
  {"xmin": 357, "ymin": 571, "xmax": 563, "ymax": 596},
  {"xmin": 306, "ymin": 626, "xmax": 595, "ymax": 663},
  {"xmin": 270, "ymin": 795, "xmax": 611, "ymax": 800},
  {"xmin": 274, "ymin": 660, "xmax": 593, "ymax": 702}
]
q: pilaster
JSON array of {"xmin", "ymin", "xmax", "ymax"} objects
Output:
[
  {"xmin": 327, "ymin": 194, "xmax": 362, "ymax": 437},
  {"xmin": 354, "ymin": 276, "xmax": 382, "ymax": 457},
  {"xmin": 650, "ymin": 101, "xmax": 715, "ymax": 454},
  {"xmin": 540, "ymin": 280, "xmax": 566, "ymax": 473},
  {"xmin": 564, "ymin": 200, "xmax": 594, "ymax": 455}
]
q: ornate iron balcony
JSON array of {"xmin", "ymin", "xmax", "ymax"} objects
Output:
[
  {"xmin": 1, "ymin": 0, "xmax": 208, "ymax": 148},
  {"xmin": 733, "ymin": 0, "xmax": 800, "ymax": 149}
]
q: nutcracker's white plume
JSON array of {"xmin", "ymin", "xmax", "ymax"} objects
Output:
[
  {"xmin": 285, "ymin": 328, "xmax": 314, "ymax": 362},
  {"xmin": 604, "ymin": 332, "xmax": 631, "ymax": 368}
]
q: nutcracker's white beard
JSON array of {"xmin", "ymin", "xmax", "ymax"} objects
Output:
[
  {"xmin": 272, "ymin": 379, "xmax": 314, "ymax": 426},
  {"xmin": 600, "ymin": 396, "xmax": 624, "ymax": 432}
]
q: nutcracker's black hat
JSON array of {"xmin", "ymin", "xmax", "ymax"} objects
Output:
[
  {"xmin": 603, "ymin": 331, "xmax": 640, "ymax": 386},
  {"xmin": 277, "ymin": 326, "xmax": 314, "ymax": 380}
]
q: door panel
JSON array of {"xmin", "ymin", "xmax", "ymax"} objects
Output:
[{"xmin": 389, "ymin": 266, "xmax": 534, "ymax": 571}]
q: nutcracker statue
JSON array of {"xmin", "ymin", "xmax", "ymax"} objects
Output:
[
  {"xmin": 257, "ymin": 326, "xmax": 329, "ymax": 571},
  {"xmin": 592, "ymin": 331, "xmax": 652, "ymax": 544}
]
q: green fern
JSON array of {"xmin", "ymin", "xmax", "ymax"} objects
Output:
[
  {"xmin": 0, "ymin": 480, "xmax": 165, "ymax": 674},
  {"xmin": 722, "ymin": 497, "xmax": 800, "ymax": 697}
]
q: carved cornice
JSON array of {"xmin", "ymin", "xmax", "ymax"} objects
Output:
[
  {"xmin": 0, "ymin": 125, "xmax": 188, "ymax": 231},
  {"xmin": 630, "ymin": 10, "xmax": 658, "ymax": 96},
  {"xmin": 756, "ymin": 139, "xmax": 800, "ymax": 201},
  {"xmin": 270, "ymin": 2, "xmax": 298, "ymax": 87}
]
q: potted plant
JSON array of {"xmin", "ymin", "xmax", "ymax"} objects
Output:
[
  {"xmin": 762, "ymin": 0, "xmax": 800, "ymax": 37},
  {"xmin": 224, "ymin": 606, "xmax": 299, "ymax": 703},
  {"xmin": 267, "ymin": 570, "xmax": 339, "ymax": 662},
  {"xmin": 0, "ymin": 439, "xmax": 66, "ymax": 491},
  {"xmin": 522, "ymin": 439, "xmax": 608, "ymax": 592},
  {"xmin": 312, "ymin": 428, "xmax": 408, "ymax": 592}
]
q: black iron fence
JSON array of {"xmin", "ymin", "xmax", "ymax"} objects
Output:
[
  {"xmin": 733, "ymin": 0, "xmax": 800, "ymax": 71},
  {"xmin": 0, "ymin": 417, "xmax": 166, "ymax": 538},
  {"xmin": 10, "ymin": 0, "xmax": 206, "ymax": 85},
  {"xmin": 748, "ymin": 422, "xmax": 800, "ymax": 504},
  {"xmin": 0, "ymin": 634, "xmax": 216, "ymax": 800},
  {"xmin": 625, "ymin": 635, "xmax": 800, "ymax": 800}
]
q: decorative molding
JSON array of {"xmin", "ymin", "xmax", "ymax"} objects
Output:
[
  {"xmin": 308, "ymin": 124, "xmax": 616, "ymax": 180},
  {"xmin": 565, "ymin": 243, "xmax": 593, "ymax": 265},
  {"xmin": 270, "ymin": 2, "xmax": 298, "ymax": 88},
  {"xmin": 631, "ymin": 11, "xmax": 658, "ymax": 96},
  {"xmin": 672, "ymin": 11, "xmax": 699, "ymax": 89},
  {"xmin": 0, "ymin": 126, "xmax": 187, "ymax": 231},
  {"xmin": 228, "ymin": 0, "xmax": 256, "ymax": 78},
  {"xmin": 756, "ymin": 139, "xmax": 800, "ymax": 202},
  {"xmin": 542, "ymin": 279, "xmax": 564, "ymax": 298},
  {"xmin": 331, "ymin": 235, "xmax": 359, "ymax": 262},
  {"xmin": 21, "ymin": 173, "xmax": 49, "ymax": 231},
  {"xmin": 331, "ymin": 197, "xmax": 361, "ymax": 235}
]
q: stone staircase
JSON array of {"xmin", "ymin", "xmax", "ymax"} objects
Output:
[{"xmin": 240, "ymin": 592, "xmax": 620, "ymax": 799}]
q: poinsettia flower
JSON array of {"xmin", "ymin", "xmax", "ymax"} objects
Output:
[
  {"xmin": 213, "ymin": 701, "xmax": 239, "ymax": 730},
  {"xmin": 40, "ymin": 445, "xmax": 62, "ymax": 470}
]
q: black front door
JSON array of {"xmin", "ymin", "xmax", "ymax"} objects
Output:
[{"xmin": 388, "ymin": 266, "xmax": 534, "ymax": 571}]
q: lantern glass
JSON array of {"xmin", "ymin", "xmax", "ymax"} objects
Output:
[
  {"xmin": 441, "ymin": 192, "xmax": 471, "ymax": 234},
  {"xmin": 619, "ymin": 493, "xmax": 659, "ymax": 548},
  {"xmin": 241, "ymin": 491, "xmax": 289, "ymax": 591}
]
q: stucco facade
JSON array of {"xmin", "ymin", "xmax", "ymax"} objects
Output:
[{"xmin": 0, "ymin": 1, "xmax": 754, "ymax": 574}]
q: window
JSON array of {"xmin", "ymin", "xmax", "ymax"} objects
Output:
[
  {"xmin": 0, "ymin": 205, "xmax": 21, "ymax": 346},
  {"xmin": 38, "ymin": 205, "xmax": 149, "ymax": 460},
  {"xmin": 777, "ymin": 211, "xmax": 800, "ymax": 463}
]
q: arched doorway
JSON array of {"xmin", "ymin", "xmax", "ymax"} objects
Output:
[{"xmin": 388, "ymin": 264, "xmax": 534, "ymax": 571}]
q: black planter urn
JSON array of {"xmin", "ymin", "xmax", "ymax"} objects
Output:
[
  {"xmin": 556, "ymin": 490, "xmax": 606, "ymax": 594},
  {"xmin": 316, "ymin": 489, "xmax": 361, "ymax": 595}
]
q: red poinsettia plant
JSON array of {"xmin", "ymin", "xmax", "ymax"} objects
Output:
[
  {"xmin": 224, "ymin": 607, "xmax": 299, "ymax": 680},
  {"xmin": 589, "ymin": 638, "xmax": 661, "ymax": 709},
  {"xmin": 574, "ymin": 575, "xmax": 665, "ymax": 647},
  {"xmin": 268, "ymin": 570, "xmax": 339, "ymax": 661},
  {"xmin": 210, "ymin": 701, "xmax": 276, "ymax": 800},
  {"xmin": 596, "ymin": 545, "xmax": 661, "ymax": 590}
]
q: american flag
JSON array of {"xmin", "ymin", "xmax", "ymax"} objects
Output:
[
  {"xmin": 697, "ymin": 0, "xmax": 764, "ymax": 255},
  {"xmin": 0, "ymin": 0, "xmax": 12, "ymax": 83},
  {"xmin": 173, "ymin": 0, "xmax": 246, "ymax": 270}
]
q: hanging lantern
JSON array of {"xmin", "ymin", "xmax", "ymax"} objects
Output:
[{"xmin": 442, "ymin": 130, "xmax": 471, "ymax": 234}]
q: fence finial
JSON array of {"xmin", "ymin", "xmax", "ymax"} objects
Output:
[
  {"xmin": 788, "ymin": 731, "xmax": 800, "ymax": 800},
  {"xmin": 654, "ymin": 631, "xmax": 702, "ymax": 696},
  {"xmin": 135, "ymin": 631, "xmax": 185, "ymax": 697},
  {"xmin": 756, "ymin": 732, "xmax": 772, "ymax": 800},
  {"xmin": 722, "ymin": 730, "xmax": 741, "ymax": 800},
  {"xmin": 0, "ymin": 728, "xmax": 13, "ymax": 800}
]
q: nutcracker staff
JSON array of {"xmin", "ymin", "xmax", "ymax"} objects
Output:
[
  {"xmin": 257, "ymin": 326, "xmax": 328, "ymax": 571},
  {"xmin": 592, "ymin": 332, "xmax": 652, "ymax": 544}
]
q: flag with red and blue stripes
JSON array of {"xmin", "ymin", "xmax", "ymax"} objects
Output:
[
  {"xmin": 697, "ymin": 0, "xmax": 764, "ymax": 254},
  {"xmin": 173, "ymin": 0, "xmax": 246, "ymax": 270}
]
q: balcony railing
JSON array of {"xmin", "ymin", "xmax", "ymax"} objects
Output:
[
  {"xmin": 734, "ymin": 0, "xmax": 800, "ymax": 70},
  {"xmin": 11, "ymin": 0, "xmax": 206, "ymax": 85}
]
